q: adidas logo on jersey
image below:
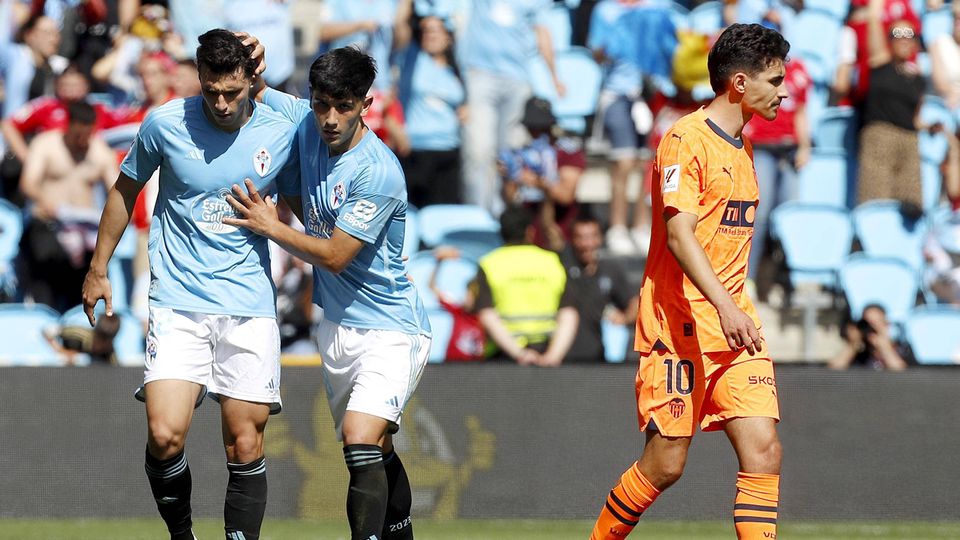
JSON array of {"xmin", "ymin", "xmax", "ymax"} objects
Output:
[{"xmin": 185, "ymin": 149, "xmax": 204, "ymax": 160}]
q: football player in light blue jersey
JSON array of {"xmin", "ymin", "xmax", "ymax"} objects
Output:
[
  {"xmin": 81, "ymin": 30, "xmax": 298, "ymax": 540},
  {"xmin": 224, "ymin": 42, "xmax": 429, "ymax": 540}
]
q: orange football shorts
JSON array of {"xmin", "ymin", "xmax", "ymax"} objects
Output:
[{"xmin": 635, "ymin": 344, "xmax": 780, "ymax": 437}]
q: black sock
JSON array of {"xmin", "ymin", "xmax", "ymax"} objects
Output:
[
  {"xmin": 343, "ymin": 444, "xmax": 388, "ymax": 540},
  {"xmin": 144, "ymin": 447, "xmax": 193, "ymax": 539},
  {"xmin": 382, "ymin": 450, "xmax": 414, "ymax": 540},
  {"xmin": 224, "ymin": 456, "xmax": 268, "ymax": 540}
]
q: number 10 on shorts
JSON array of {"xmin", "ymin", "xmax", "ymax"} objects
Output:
[{"xmin": 663, "ymin": 358, "xmax": 694, "ymax": 395}]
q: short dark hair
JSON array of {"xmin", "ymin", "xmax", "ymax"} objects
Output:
[
  {"xmin": 67, "ymin": 101, "xmax": 96, "ymax": 126},
  {"xmin": 572, "ymin": 209, "xmax": 601, "ymax": 229},
  {"xmin": 196, "ymin": 29, "xmax": 257, "ymax": 78},
  {"xmin": 499, "ymin": 205, "xmax": 533, "ymax": 244},
  {"xmin": 707, "ymin": 23, "xmax": 790, "ymax": 94},
  {"xmin": 309, "ymin": 46, "xmax": 377, "ymax": 100}
]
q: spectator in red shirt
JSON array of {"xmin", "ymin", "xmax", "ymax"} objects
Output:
[
  {"xmin": 428, "ymin": 246, "xmax": 485, "ymax": 362},
  {"xmin": 839, "ymin": 0, "xmax": 920, "ymax": 105},
  {"xmin": 742, "ymin": 57, "xmax": 812, "ymax": 287}
]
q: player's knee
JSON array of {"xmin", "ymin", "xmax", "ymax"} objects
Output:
[
  {"xmin": 225, "ymin": 431, "xmax": 264, "ymax": 464},
  {"xmin": 743, "ymin": 433, "xmax": 782, "ymax": 474},
  {"xmin": 147, "ymin": 423, "xmax": 187, "ymax": 457}
]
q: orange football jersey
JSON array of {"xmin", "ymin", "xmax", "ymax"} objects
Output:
[{"xmin": 636, "ymin": 108, "xmax": 761, "ymax": 354}]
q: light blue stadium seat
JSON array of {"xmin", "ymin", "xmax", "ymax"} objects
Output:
[
  {"xmin": 403, "ymin": 205, "xmax": 420, "ymax": 257},
  {"xmin": 921, "ymin": 161, "xmax": 943, "ymax": 212},
  {"xmin": 922, "ymin": 6, "xmax": 954, "ymax": 47},
  {"xmin": 666, "ymin": 1, "xmax": 690, "ymax": 30},
  {"xmin": 426, "ymin": 308, "xmax": 454, "ymax": 363},
  {"xmin": 919, "ymin": 95, "xmax": 956, "ymax": 164},
  {"xmin": 839, "ymin": 255, "xmax": 919, "ymax": 325},
  {"xmin": 417, "ymin": 204, "xmax": 498, "ymax": 247},
  {"xmin": 851, "ymin": 200, "xmax": 928, "ymax": 272},
  {"xmin": 789, "ymin": 9, "xmax": 842, "ymax": 86},
  {"xmin": 438, "ymin": 229, "xmax": 502, "ymax": 262},
  {"xmin": 0, "ymin": 303, "xmax": 63, "ymax": 366},
  {"xmin": 0, "ymin": 198, "xmax": 22, "ymax": 261},
  {"xmin": 59, "ymin": 305, "xmax": 145, "ymax": 366},
  {"xmin": 601, "ymin": 319, "xmax": 630, "ymax": 363},
  {"xmin": 904, "ymin": 306, "xmax": 960, "ymax": 364},
  {"xmin": 688, "ymin": 1, "xmax": 723, "ymax": 34},
  {"xmin": 529, "ymin": 47, "xmax": 603, "ymax": 133},
  {"xmin": 408, "ymin": 251, "xmax": 479, "ymax": 310},
  {"xmin": 814, "ymin": 107, "xmax": 857, "ymax": 154},
  {"xmin": 0, "ymin": 199, "xmax": 23, "ymax": 297},
  {"xmin": 771, "ymin": 202, "xmax": 852, "ymax": 289},
  {"xmin": 803, "ymin": 0, "xmax": 851, "ymax": 20},
  {"xmin": 796, "ymin": 150, "xmax": 851, "ymax": 208}
]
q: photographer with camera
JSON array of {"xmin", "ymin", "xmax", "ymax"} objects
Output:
[{"xmin": 828, "ymin": 303, "xmax": 915, "ymax": 370}]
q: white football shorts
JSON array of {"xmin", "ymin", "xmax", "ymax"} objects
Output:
[
  {"xmin": 144, "ymin": 306, "xmax": 282, "ymax": 413},
  {"xmin": 316, "ymin": 318, "xmax": 431, "ymax": 440}
]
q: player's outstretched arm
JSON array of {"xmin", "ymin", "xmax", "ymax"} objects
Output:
[
  {"xmin": 82, "ymin": 174, "xmax": 145, "ymax": 326},
  {"xmin": 224, "ymin": 179, "xmax": 364, "ymax": 273},
  {"xmin": 665, "ymin": 210, "xmax": 762, "ymax": 354}
]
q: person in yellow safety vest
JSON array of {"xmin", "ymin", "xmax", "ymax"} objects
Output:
[{"xmin": 473, "ymin": 204, "xmax": 579, "ymax": 366}]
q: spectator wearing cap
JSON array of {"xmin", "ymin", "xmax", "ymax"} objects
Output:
[{"xmin": 499, "ymin": 96, "xmax": 584, "ymax": 251}]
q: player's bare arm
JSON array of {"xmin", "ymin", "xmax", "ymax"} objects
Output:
[
  {"xmin": 224, "ymin": 178, "xmax": 364, "ymax": 273},
  {"xmin": 82, "ymin": 173, "xmax": 145, "ymax": 325},
  {"xmin": 664, "ymin": 210, "xmax": 761, "ymax": 354}
]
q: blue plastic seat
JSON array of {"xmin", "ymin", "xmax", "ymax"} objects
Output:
[
  {"xmin": 0, "ymin": 198, "xmax": 23, "ymax": 262},
  {"xmin": 403, "ymin": 205, "xmax": 420, "ymax": 257},
  {"xmin": 601, "ymin": 319, "xmax": 630, "ymax": 363},
  {"xmin": 407, "ymin": 251, "xmax": 480, "ymax": 311},
  {"xmin": 795, "ymin": 150, "xmax": 851, "ymax": 208},
  {"xmin": 529, "ymin": 47, "xmax": 603, "ymax": 133},
  {"xmin": 416, "ymin": 204, "xmax": 498, "ymax": 247},
  {"xmin": 426, "ymin": 308, "xmax": 454, "ymax": 363},
  {"xmin": 839, "ymin": 255, "xmax": 919, "ymax": 325},
  {"xmin": 802, "ymin": 0, "xmax": 851, "ymax": 21},
  {"xmin": 851, "ymin": 200, "xmax": 928, "ymax": 272},
  {"xmin": 770, "ymin": 202, "xmax": 852, "ymax": 288},
  {"xmin": 921, "ymin": 161, "xmax": 944, "ymax": 212},
  {"xmin": 59, "ymin": 305, "xmax": 145, "ymax": 366},
  {"xmin": 0, "ymin": 303, "xmax": 63, "ymax": 366},
  {"xmin": 438, "ymin": 229, "xmax": 502, "ymax": 262},
  {"xmin": 922, "ymin": 6, "xmax": 954, "ymax": 47},
  {"xmin": 788, "ymin": 9, "xmax": 843, "ymax": 85},
  {"xmin": 814, "ymin": 107, "xmax": 857, "ymax": 154},
  {"xmin": 688, "ymin": 1, "xmax": 723, "ymax": 34},
  {"xmin": 903, "ymin": 306, "xmax": 960, "ymax": 365}
]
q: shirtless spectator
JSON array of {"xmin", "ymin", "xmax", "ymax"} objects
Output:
[
  {"xmin": 1, "ymin": 66, "xmax": 126, "ymax": 204},
  {"xmin": 17, "ymin": 101, "xmax": 119, "ymax": 312}
]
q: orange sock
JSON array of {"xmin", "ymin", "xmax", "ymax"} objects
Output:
[
  {"xmin": 734, "ymin": 472, "xmax": 780, "ymax": 539},
  {"xmin": 590, "ymin": 462, "xmax": 660, "ymax": 540}
]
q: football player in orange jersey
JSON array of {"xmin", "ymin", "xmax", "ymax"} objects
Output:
[{"xmin": 590, "ymin": 23, "xmax": 790, "ymax": 540}]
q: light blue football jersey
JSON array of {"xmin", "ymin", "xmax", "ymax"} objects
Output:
[
  {"xmin": 262, "ymin": 88, "xmax": 431, "ymax": 336},
  {"xmin": 120, "ymin": 97, "xmax": 299, "ymax": 318}
]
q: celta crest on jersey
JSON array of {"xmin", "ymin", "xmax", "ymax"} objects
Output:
[
  {"xmin": 331, "ymin": 181, "xmax": 346, "ymax": 209},
  {"xmin": 254, "ymin": 147, "xmax": 272, "ymax": 177}
]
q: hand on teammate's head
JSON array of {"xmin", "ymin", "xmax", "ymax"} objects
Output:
[{"xmin": 234, "ymin": 31, "xmax": 266, "ymax": 78}]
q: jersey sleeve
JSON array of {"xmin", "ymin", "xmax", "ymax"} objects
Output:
[
  {"xmin": 657, "ymin": 132, "xmax": 703, "ymax": 216},
  {"xmin": 262, "ymin": 88, "xmax": 311, "ymax": 124},
  {"xmin": 119, "ymin": 112, "xmax": 164, "ymax": 183},
  {"xmin": 334, "ymin": 164, "xmax": 403, "ymax": 244},
  {"xmin": 275, "ymin": 129, "xmax": 301, "ymax": 196}
]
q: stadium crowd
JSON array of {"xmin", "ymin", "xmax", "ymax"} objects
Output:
[{"xmin": 1, "ymin": 0, "xmax": 960, "ymax": 366}]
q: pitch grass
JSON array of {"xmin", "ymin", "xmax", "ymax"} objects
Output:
[{"xmin": 1, "ymin": 520, "xmax": 960, "ymax": 539}]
